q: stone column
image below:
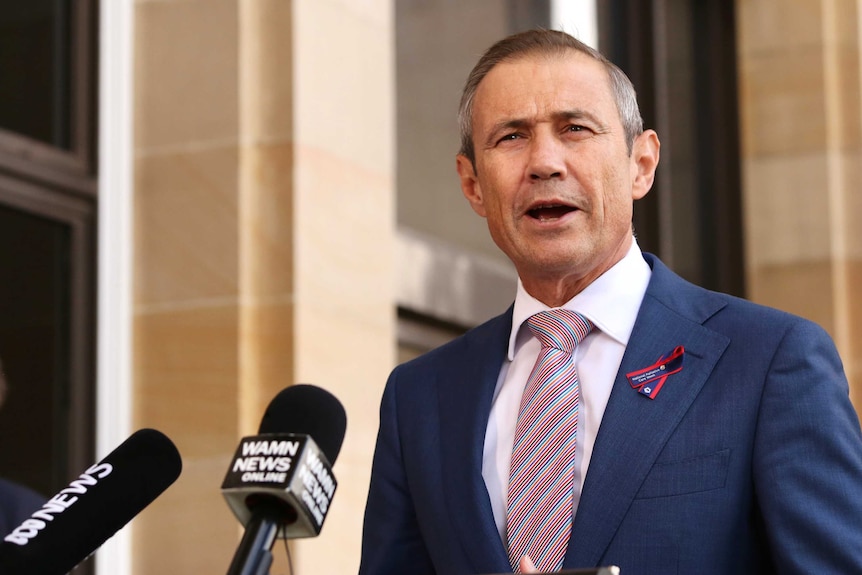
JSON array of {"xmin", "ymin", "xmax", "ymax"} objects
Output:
[
  {"xmin": 131, "ymin": 0, "xmax": 394, "ymax": 572},
  {"xmin": 737, "ymin": 0, "xmax": 861, "ymax": 405},
  {"xmin": 241, "ymin": 0, "xmax": 396, "ymax": 572}
]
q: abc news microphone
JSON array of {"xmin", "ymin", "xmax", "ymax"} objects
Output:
[
  {"xmin": 0, "ymin": 428, "xmax": 182, "ymax": 575},
  {"xmin": 222, "ymin": 384, "xmax": 347, "ymax": 575}
]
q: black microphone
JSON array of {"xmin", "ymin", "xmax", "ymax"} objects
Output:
[
  {"xmin": 0, "ymin": 428, "xmax": 182, "ymax": 575},
  {"xmin": 222, "ymin": 384, "xmax": 347, "ymax": 575}
]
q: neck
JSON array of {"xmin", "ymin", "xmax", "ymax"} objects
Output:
[
  {"xmin": 520, "ymin": 236, "xmax": 634, "ymax": 307},
  {"xmin": 521, "ymin": 274, "xmax": 599, "ymax": 308}
]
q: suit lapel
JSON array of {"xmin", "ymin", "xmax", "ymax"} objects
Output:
[
  {"xmin": 438, "ymin": 310, "xmax": 513, "ymax": 573},
  {"xmin": 565, "ymin": 256, "xmax": 731, "ymax": 568}
]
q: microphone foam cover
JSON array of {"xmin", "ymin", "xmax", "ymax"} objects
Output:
[
  {"xmin": 257, "ymin": 384, "xmax": 347, "ymax": 464},
  {"xmin": 0, "ymin": 428, "xmax": 182, "ymax": 575}
]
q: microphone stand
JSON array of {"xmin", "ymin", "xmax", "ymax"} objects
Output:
[{"xmin": 226, "ymin": 511, "xmax": 282, "ymax": 575}]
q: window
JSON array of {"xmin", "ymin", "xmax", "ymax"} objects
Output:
[
  {"xmin": 0, "ymin": 6, "xmax": 97, "ymax": 572},
  {"xmin": 599, "ymin": 0, "xmax": 745, "ymax": 295}
]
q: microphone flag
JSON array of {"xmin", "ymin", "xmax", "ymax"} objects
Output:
[{"xmin": 221, "ymin": 432, "xmax": 337, "ymax": 539}]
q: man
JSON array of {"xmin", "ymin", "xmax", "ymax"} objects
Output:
[{"xmin": 360, "ymin": 29, "xmax": 862, "ymax": 574}]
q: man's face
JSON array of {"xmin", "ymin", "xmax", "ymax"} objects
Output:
[{"xmin": 456, "ymin": 51, "xmax": 659, "ymax": 301}]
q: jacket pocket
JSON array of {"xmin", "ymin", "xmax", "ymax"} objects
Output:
[{"xmin": 634, "ymin": 448, "xmax": 730, "ymax": 499}]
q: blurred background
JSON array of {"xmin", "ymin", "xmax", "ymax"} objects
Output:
[{"xmin": 0, "ymin": 0, "xmax": 859, "ymax": 573}]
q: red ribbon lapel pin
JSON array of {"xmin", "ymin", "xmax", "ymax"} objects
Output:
[{"xmin": 626, "ymin": 346, "xmax": 685, "ymax": 399}]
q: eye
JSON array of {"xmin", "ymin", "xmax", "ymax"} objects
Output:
[
  {"xmin": 497, "ymin": 132, "xmax": 522, "ymax": 144},
  {"xmin": 563, "ymin": 123, "xmax": 593, "ymax": 139}
]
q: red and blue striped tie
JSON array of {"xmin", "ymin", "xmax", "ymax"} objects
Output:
[{"xmin": 507, "ymin": 309, "xmax": 593, "ymax": 572}]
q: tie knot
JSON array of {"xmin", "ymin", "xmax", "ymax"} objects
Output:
[{"xmin": 527, "ymin": 309, "xmax": 592, "ymax": 352}]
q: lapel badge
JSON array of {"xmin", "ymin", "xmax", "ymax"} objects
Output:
[{"xmin": 626, "ymin": 345, "xmax": 685, "ymax": 399}]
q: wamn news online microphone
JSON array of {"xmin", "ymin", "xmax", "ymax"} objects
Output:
[
  {"xmin": 221, "ymin": 384, "xmax": 347, "ymax": 575},
  {"xmin": 0, "ymin": 428, "xmax": 182, "ymax": 575}
]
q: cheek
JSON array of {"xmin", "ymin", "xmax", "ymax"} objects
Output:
[
  {"xmin": 604, "ymin": 193, "xmax": 633, "ymax": 227},
  {"xmin": 473, "ymin": 178, "xmax": 505, "ymax": 218},
  {"xmin": 484, "ymin": 200, "xmax": 510, "ymax": 234},
  {"xmin": 482, "ymin": 196, "xmax": 517, "ymax": 244},
  {"xmin": 599, "ymin": 167, "xmax": 635, "ymax": 216}
]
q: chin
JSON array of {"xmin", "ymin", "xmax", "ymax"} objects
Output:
[{"xmin": 523, "ymin": 252, "xmax": 591, "ymax": 278}]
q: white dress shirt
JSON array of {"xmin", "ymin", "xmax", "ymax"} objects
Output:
[{"xmin": 481, "ymin": 240, "xmax": 652, "ymax": 541}]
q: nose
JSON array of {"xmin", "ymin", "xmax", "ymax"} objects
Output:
[{"xmin": 528, "ymin": 132, "xmax": 567, "ymax": 180}]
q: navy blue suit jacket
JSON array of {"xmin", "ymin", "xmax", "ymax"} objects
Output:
[
  {"xmin": 360, "ymin": 254, "xmax": 862, "ymax": 574},
  {"xmin": 0, "ymin": 478, "xmax": 44, "ymax": 538}
]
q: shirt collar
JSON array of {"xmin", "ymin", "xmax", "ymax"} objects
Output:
[{"xmin": 507, "ymin": 239, "xmax": 652, "ymax": 360}]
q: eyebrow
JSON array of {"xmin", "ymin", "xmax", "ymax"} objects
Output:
[{"xmin": 483, "ymin": 109, "xmax": 607, "ymax": 147}]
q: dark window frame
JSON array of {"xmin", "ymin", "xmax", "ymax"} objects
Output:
[
  {"xmin": 598, "ymin": 0, "xmax": 745, "ymax": 297},
  {"xmin": 0, "ymin": 0, "xmax": 97, "ymax": 198},
  {"xmin": 0, "ymin": 0, "xmax": 97, "ymax": 499}
]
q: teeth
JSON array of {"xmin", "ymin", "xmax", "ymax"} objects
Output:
[{"xmin": 528, "ymin": 204, "xmax": 574, "ymax": 221}]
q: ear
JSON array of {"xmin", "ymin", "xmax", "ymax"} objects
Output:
[
  {"xmin": 630, "ymin": 129, "xmax": 660, "ymax": 201},
  {"xmin": 456, "ymin": 154, "xmax": 487, "ymax": 217}
]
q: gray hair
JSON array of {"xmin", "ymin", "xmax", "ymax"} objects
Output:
[{"xmin": 458, "ymin": 29, "xmax": 644, "ymax": 165}]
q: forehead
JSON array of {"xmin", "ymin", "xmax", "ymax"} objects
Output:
[{"xmin": 472, "ymin": 51, "xmax": 616, "ymax": 128}]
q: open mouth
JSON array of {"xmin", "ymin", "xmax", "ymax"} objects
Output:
[{"xmin": 527, "ymin": 204, "xmax": 577, "ymax": 221}]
